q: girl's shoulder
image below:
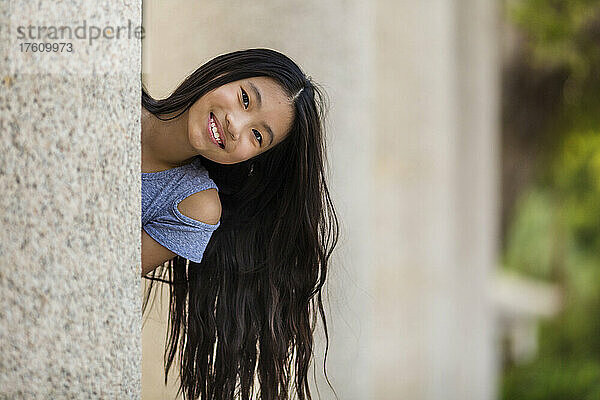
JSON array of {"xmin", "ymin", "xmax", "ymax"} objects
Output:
[{"xmin": 177, "ymin": 187, "xmax": 221, "ymax": 225}]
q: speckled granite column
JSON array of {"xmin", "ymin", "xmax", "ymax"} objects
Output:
[{"xmin": 0, "ymin": 1, "xmax": 141, "ymax": 398}]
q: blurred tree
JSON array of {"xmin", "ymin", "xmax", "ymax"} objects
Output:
[
  {"xmin": 500, "ymin": 0, "xmax": 600, "ymax": 243},
  {"xmin": 501, "ymin": 0, "xmax": 600, "ymax": 398}
]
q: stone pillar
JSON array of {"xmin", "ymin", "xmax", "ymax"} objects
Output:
[
  {"xmin": 372, "ymin": 1, "xmax": 500, "ymax": 399},
  {"xmin": 0, "ymin": 1, "xmax": 141, "ymax": 398}
]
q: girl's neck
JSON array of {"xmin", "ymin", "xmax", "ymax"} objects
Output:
[{"xmin": 141, "ymin": 106, "xmax": 197, "ymax": 173}]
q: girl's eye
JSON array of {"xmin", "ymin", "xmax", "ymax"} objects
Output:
[
  {"xmin": 241, "ymin": 88, "xmax": 249, "ymax": 109},
  {"xmin": 252, "ymin": 129, "xmax": 263, "ymax": 145}
]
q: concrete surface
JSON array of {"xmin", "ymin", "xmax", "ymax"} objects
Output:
[{"xmin": 0, "ymin": 1, "xmax": 142, "ymax": 398}]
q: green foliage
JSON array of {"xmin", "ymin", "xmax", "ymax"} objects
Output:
[
  {"xmin": 506, "ymin": 0, "xmax": 600, "ymax": 77},
  {"xmin": 503, "ymin": 357, "xmax": 600, "ymax": 400},
  {"xmin": 503, "ymin": 131, "xmax": 600, "ymax": 398},
  {"xmin": 554, "ymin": 132, "xmax": 600, "ymax": 254},
  {"xmin": 506, "ymin": 0, "xmax": 600, "ymax": 130},
  {"xmin": 503, "ymin": 188, "xmax": 561, "ymax": 281},
  {"xmin": 502, "ymin": 1, "xmax": 600, "ymax": 397}
]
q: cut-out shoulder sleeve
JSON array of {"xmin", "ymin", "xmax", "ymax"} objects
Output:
[
  {"xmin": 143, "ymin": 187, "xmax": 221, "ymax": 263},
  {"xmin": 177, "ymin": 188, "xmax": 221, "ymax": 225},
  {"xmin": 141, "ymin": 159, "xmax": 221, "ymax": 264}
]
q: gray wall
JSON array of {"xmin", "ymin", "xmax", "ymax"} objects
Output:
[
  {"xmin": 0, "ymin": 1, "xmax": 141, "ymax": 398},
  {"xmin": 372, "ymin": 1, "xmax": 500, "ymax": 398}
]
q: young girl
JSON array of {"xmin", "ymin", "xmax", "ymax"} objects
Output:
[{"xmin": 141, "ymin": 49, "xmax": 339, "ymax": 400}]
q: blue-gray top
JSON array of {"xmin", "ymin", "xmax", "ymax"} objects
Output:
[{"xmin": 142, "ymin": 157, "xmax": 220, "ymax": 263}]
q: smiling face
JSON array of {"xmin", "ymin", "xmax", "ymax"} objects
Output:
[{"xmin": 186, "ymin": 76, "xmax": 295, "ymax": 165}]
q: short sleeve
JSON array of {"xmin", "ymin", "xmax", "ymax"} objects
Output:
[{"xmin": 143, "ymin": 190, "xmax": 220, "ymax": 263}]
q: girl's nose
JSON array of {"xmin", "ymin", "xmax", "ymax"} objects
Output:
[
  {"xmin": 225, "ymin": 112, "xmax": 251, "ymax": 141},
  {"xmin": 225, "ymin": 112, "xmax": 245, "ymax": 142}
]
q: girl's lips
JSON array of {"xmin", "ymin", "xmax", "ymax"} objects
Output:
[{"xmin": 207, "ymin": 112, "xmax": 225, "ymax": 149}]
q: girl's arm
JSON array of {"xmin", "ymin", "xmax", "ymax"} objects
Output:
[{"xmin": 141, "ymin": 229, "xmax": 176, "ymax": 276}]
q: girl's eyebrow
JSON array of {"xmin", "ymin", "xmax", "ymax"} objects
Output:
[
  {"xmin": 249, "ymin": 82, "xmax": 262, "ymax": 107},
  {"xmin": 264, "ymin": 124, "xmax": 274, "ymax": 146}
]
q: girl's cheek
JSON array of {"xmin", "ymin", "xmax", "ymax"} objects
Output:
[{"xmin": 237, "ymin": 149, "xmax": 255, "ymax": 163}]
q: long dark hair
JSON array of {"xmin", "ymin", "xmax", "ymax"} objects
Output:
[{"xmin": 142, "ymin": 48, "xmax": 340, "ymax": 400}]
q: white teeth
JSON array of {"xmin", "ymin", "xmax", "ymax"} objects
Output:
[{"xmin": 210, "ymin": 116, "xmax": 223, "ymax": 145}]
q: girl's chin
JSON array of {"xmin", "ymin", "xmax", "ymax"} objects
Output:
[{"xmin": 200, "ymin": 153, "xmax": 232, "ymax": 165}]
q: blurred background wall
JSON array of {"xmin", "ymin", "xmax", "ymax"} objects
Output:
[{"xmin": 141, "ymin": 1, "xmax": 499, "ymax": 399}]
